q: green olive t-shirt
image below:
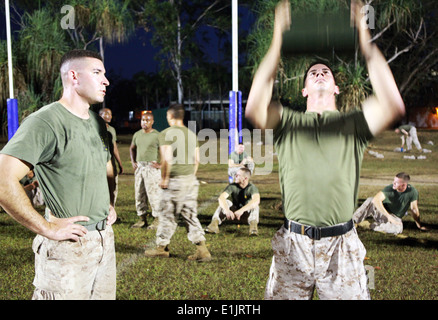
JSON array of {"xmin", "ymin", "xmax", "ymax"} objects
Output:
[
  {"xmin": 131, "ymin": 129, "xmax": 160, "ymax": 162},
  {"xmin": 158, "ymin": 126, "xmax": 198, "ymax": 177},
  {"xmin": 382, "ymin": 184, "xmax": 418, "ymax": 218},
  {"xmin": 0, "ymin": 102, "xmax": 111, "ymax": 226},
  {"xmin": 274, "ymin": 108, "xmax": 373, "ymax": 227},
  {"xmin": 224, "ymin": 183, "xmax": 259, "ymax": 209}
]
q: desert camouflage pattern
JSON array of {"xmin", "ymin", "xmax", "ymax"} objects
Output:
[
  {"xmin": 212, "ymin": 199, "xmax": 259, "ymax": 225},
  {"xmin": 135, "ymin": 162, "xmax": 162, "ymax": 218},
  {"xmin": 155, "ymin": 174, "xmax": 205, "ymax": 246},
  {"xmin": 265, "ymin": 226, "xmax": 370, "ymax": 300},
  {"xmin": 32, "ymin": 226, "xmax": 116, "ymax": 300},
  {"xmin": 353, "ymin": 197, "xmax": 404, "ymax": 234}
]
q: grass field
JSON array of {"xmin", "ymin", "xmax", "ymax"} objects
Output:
[{"xmin": 0, "ymin": 128, "xmax": 437, "ymax": 300}]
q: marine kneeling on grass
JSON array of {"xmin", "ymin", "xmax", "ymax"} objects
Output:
[
  {"xmin": 205, "ymin": 167, "xmax": 260, "ymax": 236},
  {"xmin": 353, "ymin": 172, "xmax": 428, "ymax": 235}
]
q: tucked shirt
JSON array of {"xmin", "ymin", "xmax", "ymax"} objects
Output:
[
  {"xmin": 131, "ymin": 129, "xmax": 160, "ymax": 162},
  {"xmin": 158, "ymin": 126, "xmax": 199, "ymax": 177},
  {"xmin": 0, "ymin": 102, "xmax": 111, "ymax": 226},
  {"xmin": 274, "ymin": 107, "xmax": 373, "ymax": 227}
]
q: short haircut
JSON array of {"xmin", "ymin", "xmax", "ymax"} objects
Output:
[
  {"xmin": 395, "ymin": 172, "xmax": 410, "ymax": 181},
  {"xmin": 60, "ymin": 49, "xmax": 102, "ymax": 71},
  {"xmin": 168, "ymin": 103, "xmax": 185, "ymax": 120},
  {"xmin": 303, "ymin": 61, "xmax": 336, "ymax": 88},
  {"xmin": 238, "ymin": 167, "xmax": 252, "ymax": 178}
]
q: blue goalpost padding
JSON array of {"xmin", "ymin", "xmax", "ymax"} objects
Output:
[{"xmin": 7, "ymin": 98, "xmax": 19, "ymax": 140}]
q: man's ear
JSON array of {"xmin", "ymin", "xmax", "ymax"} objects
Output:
[
  {"xmin": 334, "ymin": 85, "xmax": 340, "ymax": 95},
  {"xmin": 302, "ymin": 88, "xmax": 308, "ymax": 97},
  {"xmin": 70, "ymin": 70, "xmax": 78, "ymax": 81}
]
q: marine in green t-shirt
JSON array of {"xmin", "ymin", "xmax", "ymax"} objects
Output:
[
  {"xmin": 205, "ymin": 167, "xmax": 260, "ymax": 235},
  {"xmin": 99, "ymin": 108, "xmax": 124, "ymax": 176},
  {"xmin": 145, "ymin": 104, "xmax": 211, "ymax": 262},
  {"xmin": 1, "ymin": 102, "xmax": 112, "ymax": 226},
  {"xmin": 0, "ymin": 49, "xmax": 117, "ymax": 300},
  {"xmin": 244, "ymin": 2, "xmax": 406, "ymax": 300},
  {"xmin": 130, "ymin": 112, "xmax": 161, "ymax": 229},
  {"xmin": 353, "ymin": 172, "xmax": 427, "ymax": 232},
  {"xmin": 158, "ymin": 123, "xmax": 199, "ymax": 178}
]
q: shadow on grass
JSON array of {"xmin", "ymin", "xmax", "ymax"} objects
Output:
[{"xmin": 377, "ymin": 237, "xmax": 438, "ymax": 250}]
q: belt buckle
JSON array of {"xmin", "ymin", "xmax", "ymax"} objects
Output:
[
  {"xmin": 304, "ymin": 226, "xmax": 321, "ymax": 240},
  {"xmin": 96, "ymin": 219, "xmax": 107, "ymax": 231}
]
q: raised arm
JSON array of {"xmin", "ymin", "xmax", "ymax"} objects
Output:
[
  {"xmin": 245, "ymin": 0, "xmax": 291, "ymax": 129},
  {"xmin": 352, "ymin": 0, "xmax": 405, "ymax": 136}
]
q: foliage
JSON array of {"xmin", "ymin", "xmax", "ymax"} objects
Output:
[
  {"xmin": 246, "ymin": 0, "xmax": 437, "ymax": 112},
  {"xmin": 65, "ymin": 0, "xmax": 135, "ymax": 52},
  {"xmin": 17, "ymin": 8, "xmax": 69, "ymax": 101}
]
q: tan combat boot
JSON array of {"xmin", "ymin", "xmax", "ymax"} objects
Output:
[
  {"xmin": 144, "ymin": 245, "xmax": 170, "ymax": 258},
  {"xmin": 188, "ymin": 241, "xmax": 212, "ymax": 262},
  {"xmin": 205, "ymin": 219, "xmax": 220, "ymax": 234},
  {"xmin": 131, "ymin": 214, "xmax": 148, "ymax": 228},
  {"xmin": 147, "ymin": 217, "xmax": 159, "ymax": 230},
  {"xmin": 249, "ymin": 220, "xmax": 258, "ymax": 236}
]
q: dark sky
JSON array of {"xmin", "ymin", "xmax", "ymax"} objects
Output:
[
  {"xmin": 0, "ymin": 5, "xmax": 255, "ymax": 81},
  {"xmin": 104, "ymin": 28, "xmax": 160, "ymax": 79}
]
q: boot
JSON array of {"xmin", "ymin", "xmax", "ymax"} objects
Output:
[
  {"xmin": 132, "ymin": 214, "xmax": 148, "ymax": 228},
  {"xmin": 205, "ymin": 219, "xmax": 220, "ymax": 234},
  {"xmin": 147, "ymin": 217, "xmax": 159, "ymax": 230},
  {"xmin": 144, "ymin": 245, "xmax": 170, "ymax": 258},
  {"xmin": 188, "ymin": 241, "xmax": 211, "ymax": 262},
  {"xmin": 249, "ymin": 220, "xmax": 258, "ymax": 236}
]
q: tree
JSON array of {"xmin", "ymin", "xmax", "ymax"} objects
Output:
[
  {"xmin": 135, "ymin": 0, "xmax": 231, "ymax": 104},
  {"xmin": 64, "ymin": 0, "xmax": 135, "ymax": 62}
]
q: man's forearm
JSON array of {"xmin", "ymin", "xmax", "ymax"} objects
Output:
[
  {"xmin": 0, "ymin": 180, "xmax": 49, "ymax": 236},
  {"xmin": 245, "ymin": 0, "xmax": 289, "ymax": 129}
]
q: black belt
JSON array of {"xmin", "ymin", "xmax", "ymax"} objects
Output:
[{"xmin": 284, "ymin": 219, "xmax": 353, "ymax": 240}]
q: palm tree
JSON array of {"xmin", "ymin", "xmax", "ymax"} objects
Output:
[
  {"xmin": 17, "ymin": 8, "xmax": 69, "ymax": 102},
  {"xmin": 65, "ymin": 0, "xmax": 135, "ymax": 62}
]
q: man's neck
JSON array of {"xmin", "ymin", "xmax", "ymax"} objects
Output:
[
  {"xmin": 58, "ymin": 96, "xmax": 91, "ymax": 119},
  {"xmin": 306, "ymin": 94, "xmax": 337, "ymax": 114},
  {"xmin": 170, "ymin": 120, "xmax": 185, "ymax": 127}
]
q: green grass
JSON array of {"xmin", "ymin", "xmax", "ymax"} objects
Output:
[{"xmin": 0, "ymin": 129, "xmax": 437, "ymax": 300}]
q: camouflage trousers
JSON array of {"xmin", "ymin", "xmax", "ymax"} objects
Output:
[
  {"xmin": 32, "ymin": 225, "xmax": 116, "ymax": 300},
  {"xmin": 265, "ymin": 225, "xmax": 370, "ymax": 300},
  {"xmin": 135, "ymin": 162, "xmax": 162, "ymax": 218},
  {"xmin": 155, "ymin": 174, "xmax": 205, "ymax": 247},
  {"xmin": 211, "ymin": 199, "xmax": 259, "ymax": 225},
  {"xmin": 406, "ymin": 127, "xmax": 422, "ymax": 151},
  {"xmin": 353, "ymin": 197, "xmax": 404, "ymax": 235}
]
